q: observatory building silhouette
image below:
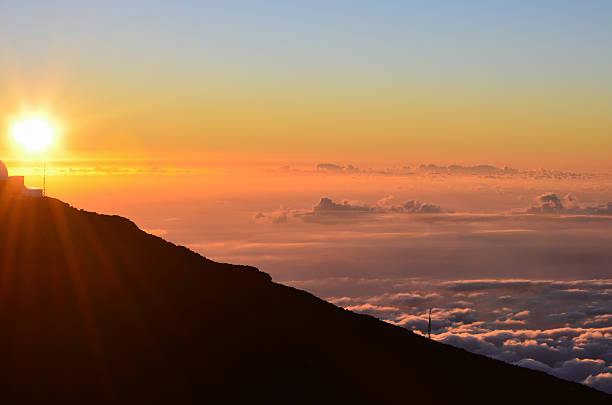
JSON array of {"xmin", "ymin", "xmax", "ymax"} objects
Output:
[{"xmin": 0, "ymin": 160, "xmax": 43, "ymax": 198}]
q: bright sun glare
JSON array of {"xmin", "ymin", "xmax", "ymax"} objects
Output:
[{"xmin": 10, "ymin": 118, "xmax": 55, "ymax": 152}]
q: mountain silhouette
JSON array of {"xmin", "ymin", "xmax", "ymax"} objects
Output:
[{"xmin": 0, "ymin": 197, "xmax": 608, "ymax": 403}]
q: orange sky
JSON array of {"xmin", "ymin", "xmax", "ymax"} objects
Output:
[
  {"xmin": 2, "ymin": 75, "xmax": 611, "ymax": 172},
  {"xmin": 1, "ymin": 3, "xmax": 611, "ymax": 171}
]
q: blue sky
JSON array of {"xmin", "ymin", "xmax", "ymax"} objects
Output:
[{"xmin": 2, "ymin": 1, "xmax": 611, "ymax": 79}]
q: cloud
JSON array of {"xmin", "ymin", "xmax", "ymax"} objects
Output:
[
  {"xmin": 583, "ymin": 372, "xmax": 612, "ymax": 393},
  {"xmin": 316, "ymin": 163, "xmax": 344, "ymax": 171},
  {"xmin": 528, "ymin": 192, "xmax": 565, "ymax": 213},
  {"xmin": 584, "ymin": 314, "xmax": 612, "ymax": 328},
  {"xmin": 376, "ymin": 195, "xmax": 443, "ymax": 214},
  {"xmin": 366, "ymin": 292, "xmax": 440, "ymax": 306},
  {"xmin": 254, "ymin": 190, "xmax": 612, "ymax": 230},
  {"xmin": 291, "ymin": 277, "xmax": 612, "ymax": 393},
  {"xmin": 255, "ymin": 196, "xmax": 445, "ymax": 225},
  {"xmin": 514, "ymin": 358, "xmax": 552, "ymax": 373},
  {"xmin": 313, "ymin": 197, "xmax": 372, "ymax": 213},
  {"xmin": 255, "ymin": 192, "xmax": 612, "ymax": 229},
  {"xmin": 309, "ymin": 162, "xmax": 604, "ymax": 180},
  {"xmin": 434, "ymin": 327, "xmax": 612, "ymax": 392},
  {"xmin": 316, "ymin": 163, "xmax": 360, "ymax": 173},
  {"xmin": 52, "ymin": 165, "xmax": 170, "ymax": 175},
  {"xmin": 444, "ymin": 279, "xmax": 539, "ymax": 292},
  {"xmin": 526, "ymin": 193, "xmax": 612, "ymax": 215},
  {"xmin": 253, "ymin": 210, "xmax": 289, "ymax": 224},
  {"xmin": 512, "ymin": 310, "xmax": 530, "ymax": 320},
  {"xmin": 418, "ymin": 164, "xmax": 517, "ymax": 176},
  {"xmin": 550, "ymin": 358, "xmax": 607, "ymax": 381},
  {"xmin": 310, "ymin": 196, "xmax": 443, "ymax": 215},
  {"xmin": 343, "ymin": 303, "xmax": 403, "ymax": 318},
  {"xmin": 315, "ymin": 163, "xmax": 414, "ymax": 175},
  {"xmin": 515, "ymin": 358, "xmax": 609, "ymax": 382}
]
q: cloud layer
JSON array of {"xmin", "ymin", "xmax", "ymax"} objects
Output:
[
  {"xmin": 255, "ymin": 192, "xmax": 612, "ymax": 227},
  {"xmin": 311, "ymin": 162, "xmax": 605, "ymax": 180},
  {"xmin": 301, "ymin": 278, "xmax": 612, "ymax": 393}
]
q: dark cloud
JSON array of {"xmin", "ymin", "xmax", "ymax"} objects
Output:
[
  {"xmin": 528, "ymin": 192, "xmax": 565, "ymax": 213},
  {"xmin": 312, "ymin": 196, "xmax": 443, "ymax": 215},
  {"xmin": 313, "ymin": 197, "xmax": 372, "ymax": 213},
  {"xmin": 526, "ymin": 193, "xmax": 612, "ymax": 215},
  {"xmin": 316, "ymin": 163, "xmax": 360, "ymax": 173},
  {"xmin": 316, "ymin": 163, "xmax": 344, "ymax": 171}
]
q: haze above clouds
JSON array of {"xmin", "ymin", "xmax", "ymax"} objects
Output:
[{"xmin": 21, "ymin": 161, "xmax": 612, "ymax": 392}]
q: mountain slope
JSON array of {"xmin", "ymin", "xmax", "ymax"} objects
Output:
[{"xmin": 0, "ymin": 197, "xmax": 607, "ymax": 403}]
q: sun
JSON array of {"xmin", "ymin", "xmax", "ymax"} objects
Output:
[{"xmin": 10, "ymin": 117, "xmax": 56, "ymax": 152}]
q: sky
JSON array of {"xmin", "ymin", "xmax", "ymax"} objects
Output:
[
  {"xmin": 1, "ymin": 1, "xmax": 611, "ymax": 168},
  {"xmin": 1, "ymin": 1, "xmax": 612, "ymax": 393}
]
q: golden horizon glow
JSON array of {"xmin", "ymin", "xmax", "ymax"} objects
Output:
[{"xmin": 10, "ymin": 116, "xmax": 56, "ymax": 153}]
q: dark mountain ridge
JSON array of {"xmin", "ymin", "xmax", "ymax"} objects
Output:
[{"xmin": 0, "ymin": 197, "xmax": 608, "ymax": 403}]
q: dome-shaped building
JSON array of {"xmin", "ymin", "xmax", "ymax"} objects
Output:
[{"xmin": 0, "ymin": 160, "xmax": 42, "ymax": 198}]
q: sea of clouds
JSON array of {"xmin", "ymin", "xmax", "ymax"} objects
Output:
[{"xmin": 288, "ymin": 277, "xmax": 612, "ymax": 393}]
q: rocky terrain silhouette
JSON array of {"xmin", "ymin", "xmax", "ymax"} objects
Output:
[{"xmin": 0, "ymin": 197, "xmax": 608, "ymax": 403}]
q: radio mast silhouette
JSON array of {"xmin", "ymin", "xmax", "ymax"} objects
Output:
[{"xmin": 427, "ymin": 308, "xmax": 432, "ymax": 339}]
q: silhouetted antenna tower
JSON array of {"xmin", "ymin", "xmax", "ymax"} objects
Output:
[
  {"xmin": 427, "ymin": 308, "xmax": 432, "ymax": 339},
  {"xmin": 43, "ymin": 160, "xmax": 46, "ymax": 197}
]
